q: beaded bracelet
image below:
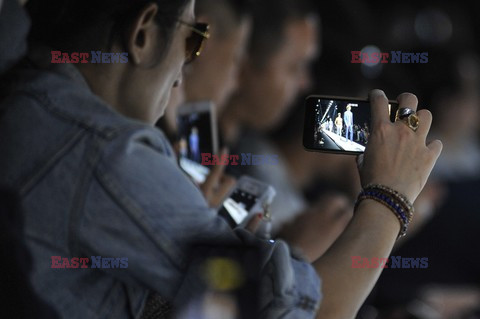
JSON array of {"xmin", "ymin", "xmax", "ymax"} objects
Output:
[{"xmin": 354, "ymin": 184, "xmax": 415, "ymax": 238}]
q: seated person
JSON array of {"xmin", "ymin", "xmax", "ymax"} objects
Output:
[
  {"xmin": 219, "ymin": 0, "xmax": 353, "ymax": 258},
  {"xmin": 0, "ymin": 0, "xmax": 442, "ymax": 318},
  {"xmin": 158, "ymin": 0, "xmax": 252, "ymax": 207}
]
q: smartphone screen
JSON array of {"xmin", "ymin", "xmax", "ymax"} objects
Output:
[
  {"xmin": 177, "ymin": 102, "xmax": 218, "ymax": 183},
  {"xmin": 217, "ymin": 176, "xmax": 275, "ymax": 229},
  {"xmin": 218, "ymin": 189, "xmax": 259, "ymax": 228},
  {"xmin": 303, "ymin": 95, "xmax": 398, "ymax": 154}
]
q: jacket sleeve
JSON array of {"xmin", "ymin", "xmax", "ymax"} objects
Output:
[{"xmin": 77, "ymin": 127, "xmax": 322, "ymax": 318}]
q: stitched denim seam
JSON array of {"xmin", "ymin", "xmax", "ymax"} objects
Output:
[{"xmin": 93, "ymin": 166, "xmax": 187, "ymax": 270}]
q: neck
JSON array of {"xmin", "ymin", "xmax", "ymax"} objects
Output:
[{"xmin": 76, "ymin": 63, "xmax": 123, "ymax": 112}]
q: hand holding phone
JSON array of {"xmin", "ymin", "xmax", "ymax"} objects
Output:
[
  {"xmin": 359, "ymin": 91, "xmax": 442, "ymax": 202},
  {"xmin": 218, "ymin": 176, "xmax": 276, "ymax": 238},
  {"xmin": 199, "ymin": 148, "xmax": 237, "ymax": 208}
]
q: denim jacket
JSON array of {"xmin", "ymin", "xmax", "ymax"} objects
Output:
[
  {"xmin": 0, "ymin": 54, "xmax": 321, "ymax": 318},
  {"xmin": 0, "ymin": 0, "xmax": 30, "ymax": 73}
]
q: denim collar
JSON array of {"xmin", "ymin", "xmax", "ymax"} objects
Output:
[{"xmin": 27, "ymin": 44, "xmax": 91, "ymax": 91}]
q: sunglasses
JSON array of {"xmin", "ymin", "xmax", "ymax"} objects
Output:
[{"xmin": 178, "ymin": 20, "xmax": 210, "ymax": 64}]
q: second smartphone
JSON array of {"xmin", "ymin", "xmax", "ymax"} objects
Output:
[{"xmin": 176, "ymin": 101, "xmax": 219, "ymax": 183}]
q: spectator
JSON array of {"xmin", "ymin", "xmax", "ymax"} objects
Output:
[{"xmin": 0, "ymin": 0, "xmax": 442, "ymax": 318}]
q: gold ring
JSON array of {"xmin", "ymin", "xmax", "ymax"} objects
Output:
[{"xmin": 395, "ymin": 108, "xmax": 419, "ymax": 132}]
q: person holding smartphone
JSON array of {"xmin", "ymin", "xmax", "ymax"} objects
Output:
[
  {"xmin": 157, "ymin": 0, "xmax": 253, "ymax": 207},
  {"xmin": 0, "ymin": 1, "xmax": 442, "ymax": 319},
  {"xmin": 0, "ymin": 0, "xmax": 318, "ymax": 317}
]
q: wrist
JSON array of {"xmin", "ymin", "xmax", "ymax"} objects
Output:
[
  {"xmin": 355, "ymin": 184, "xmax": 414, "ymax": 238},
  {"xmin": 354, "ymin": 199, "xmax": 401, "ymax": 231},
  {"xmin": 362, "ymin": 179, "xmax": 416, "ymax": 203}
]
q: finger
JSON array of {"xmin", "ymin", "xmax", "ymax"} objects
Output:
[
  {"xmin": 245, "ymin": 213, "xmax": 263, "ymax": 233},
  {"xmin": 356, "ymin": 154, "xmax": 364, "ymax": 169},
  {"xmin": 396, "ymin": 92, "xmax": 418, "ymax": 112},
  {"xmin": 201, "ymin": 148, "xmax": 229, "ymax": 191},
  {"xmin": 209, "ymin": 175, "xmax": 236, "ymax": 207},
  {"xmin": 416, "ymin": 109, "xmax": 433, "ymax": 140},
  {"xmin": 427, "ymin": 139, "xmax": 443, "ymax": 162},
  {"xmin": 172, "ymin": 142, "xmax": 181, "ymax": 156},
  {"xmin": 369, "ymin": 89, "xmax": 390, "ymax": 129}
]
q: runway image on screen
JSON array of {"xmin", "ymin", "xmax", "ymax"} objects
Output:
[
  {"xmin": 313, "ymin": 99, "xmax": 371, "ymax": 152},
  {"xmin": 177, "ymin": 111, "xmax": 213, "ymax": 183}
]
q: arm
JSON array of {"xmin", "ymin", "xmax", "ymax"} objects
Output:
[
  {"xmin": 313, "ymin": 201, "xmax": 398, "ymax": 318},
  {"xmin": 77, "ymin": 128, "xmax": 322, "ymax": 318},
  {"xmin": 313, "ymin": 90, "xmax": 442, "ymax": 318},
  {"xmin": 78, "ymin": 130, "xmax": 228, "ymax": 298}
]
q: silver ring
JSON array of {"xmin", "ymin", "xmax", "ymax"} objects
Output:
[{"xmin": 396, "ymin": 107, "xmax": 415, "ymax": 120}]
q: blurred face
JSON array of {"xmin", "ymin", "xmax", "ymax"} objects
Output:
[
  {"xmin": 144, "ymin": 2, "xmax": 195, "ymax": 122},
  {"xmin": 75, "ymin": 1, "xmax": 198, "ymax": 125},
  {"xmin": 100, "ymin": 0, "xmax": 196, "ymax": 124},
  {"xmin": 184, "ymin": 17, "xmax": 251, "ymax": 110},
  {"xmin": 239, "ymin": 17, "xmax": 318, "ymax": 130}
]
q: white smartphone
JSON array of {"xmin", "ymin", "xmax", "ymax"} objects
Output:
[
  {"xmin": 176, "ymin": 101, "xmax": 219, "ymax": 183},
  {"xmin": 218, "ymin": 175, "xmax": 276, "ymax": 233}
]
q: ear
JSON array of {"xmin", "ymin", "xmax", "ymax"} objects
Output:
[{"xmin": 126, "ymin": 3, "xmax": 161, "ymax": 66}]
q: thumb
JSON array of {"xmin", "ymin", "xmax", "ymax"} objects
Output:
[
  {"xmin": 356, "ymin": 154, "xmax": 364, "ymax": 169},
  {"xmin": 245, "ymin": 213, "xmax": 263, "ymax": 233}
]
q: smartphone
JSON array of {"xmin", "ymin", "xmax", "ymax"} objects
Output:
[
  {"xmin": 218, "ymin": 176, "xmax": 276, "ymax": 230},
  {"xmin": 176, "ymin": 101, "xmax": 219, "ymax": 183},
  {"xmin": 303, "ymin": 95, "xmax": 399, "ymax": 154}
]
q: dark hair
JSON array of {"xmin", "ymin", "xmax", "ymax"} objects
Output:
[
  {"xmin": 26, "ymin": 0, "xmax": 191, "ymax": 60},
  {"xmin": 195, "ymin": 0, "xmax": 251, "ymax": 38},
  {"xmin": 248, "ymin": 0, "xmax": 316, "ymax": 68}
]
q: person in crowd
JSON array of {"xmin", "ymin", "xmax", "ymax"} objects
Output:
[
  {"xmin": 157, "ymin": 0, "xmax": 252, "ymax": 208},
  {"xmin": 218, "ymin": 0, "xmax": 355, "ymax": 255},
  {"xmin": 188, "ymin": 126, "xmax": 200, "ymax": 162},
  {"xmin": 159, "ymin": 0, "xmax": 251, "ymax": 136},
  {"xmin": 0, "ymin": 1, "xmax": 442, "ymax": 319},
  {"xmin": 335, "ymin": 113, "xmax": 343, "ymax": 135},
  {"xmin": 344, "ymin": 104, "xmax": 353, "ymax": 141}
]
